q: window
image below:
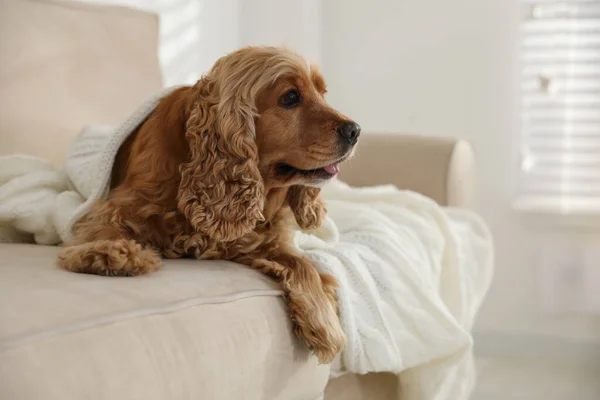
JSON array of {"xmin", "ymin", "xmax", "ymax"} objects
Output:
[{"xmin": 516, "ymin": 0, "xmax": 600, "ymax": 214}]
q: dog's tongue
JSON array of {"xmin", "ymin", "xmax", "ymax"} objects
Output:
[{"xmin": 323, "ymin": 163, "xmax": 340, "ymax": 175}]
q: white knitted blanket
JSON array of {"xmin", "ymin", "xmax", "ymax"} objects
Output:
[
  {"xmin": 0, "ymin": 91, "xmax": 493, "ymax": 400},
  {"xmin": 296, "ymin": 181, "xmax": 493, "ymax": 399}
]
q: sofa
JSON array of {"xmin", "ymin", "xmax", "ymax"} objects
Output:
[{"xmin": 0, "ymin": 1, "xmax": 475, "ymax": 399}]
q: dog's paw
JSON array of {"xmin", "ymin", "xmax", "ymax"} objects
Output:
[
  {"xmin": 288, "ymin": 291, "xmax": 345, "ymax": 364},
  {"xmin": 57, "ymin": 239, "xmax": 162, "ymax": 276}
]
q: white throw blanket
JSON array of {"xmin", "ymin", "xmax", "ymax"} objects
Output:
[
  {"xmin": 296, "ymin": 180, "xmax": 493, "ymax": 399},
  {"xmin": 0, "ymin": 93, "xmax": 493, "ymax": 400}
]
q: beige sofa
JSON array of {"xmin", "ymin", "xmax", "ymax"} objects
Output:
[{"xmin": 0, "ymin": 1, "xmax": 475, "ymax": 399}]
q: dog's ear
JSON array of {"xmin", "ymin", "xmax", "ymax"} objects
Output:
[
  {"xmin": 286, "ymin": 186, "xmax": 326, "ymax": 230},
  {"xmin": 178, "ymin": 80, "xmax": 264, "ymax": 242}
]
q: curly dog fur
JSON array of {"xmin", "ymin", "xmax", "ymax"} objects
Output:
[{"xmin": 57, "ymin": 46, "xmax": 360, "ymax": 363}]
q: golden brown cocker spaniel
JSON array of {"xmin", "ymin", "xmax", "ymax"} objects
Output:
[{"xmin": 57, "ymin": 46, "xmax": 361, "ymax": 363}]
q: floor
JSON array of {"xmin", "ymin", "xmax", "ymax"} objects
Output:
[{"xmin": 472, "ymin": 356, "xmax": 600, "ymax": 399}]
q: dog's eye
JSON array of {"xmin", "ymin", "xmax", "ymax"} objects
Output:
[{"xmin": 280, "ymin": 89, "xmax": 301, "ymax": 108}]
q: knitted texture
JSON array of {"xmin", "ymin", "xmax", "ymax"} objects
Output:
[
  {"xmin": 295, "ymin": 180, "xmax": 494, "ymax": 399},
  {"xmin": 0, "ymin": 155, "xmax": 69, "ymax": 244}
]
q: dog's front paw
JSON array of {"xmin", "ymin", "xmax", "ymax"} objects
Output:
[
  {"xmin": 57, "ymin": 239, "xmax": 161, "ymax": 276},
  {"xmin": 288, "ymin": 291, "xmax": 345, "ymax": 364}
]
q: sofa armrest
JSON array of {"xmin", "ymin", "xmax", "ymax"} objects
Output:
[{"xmin": 338, "ymin": 133, "xmax": 475, "ymax": 207}]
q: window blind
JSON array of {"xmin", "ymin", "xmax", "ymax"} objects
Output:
[{"xmin": 517, "ymin": 0, "xmax": 600, "ymax": 214}]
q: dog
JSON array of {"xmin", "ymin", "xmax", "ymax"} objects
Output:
[{"xmin": 57, "ymin": 46, "xmax": 361, "ymax": 363}]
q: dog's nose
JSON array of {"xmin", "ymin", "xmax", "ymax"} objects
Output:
[{"xmin": 337, "ymin": 122, "xmax": 361, "ymax": 145}]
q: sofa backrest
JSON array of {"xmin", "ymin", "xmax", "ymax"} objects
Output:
[{"xmin": 0, "ymin": 0, "xmax": 163, "ymax": 167}]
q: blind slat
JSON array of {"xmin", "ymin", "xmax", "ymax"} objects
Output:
[
  {"xmin": 524, "ymin": 167, "xmax": 600, "ymax": 180},
  {"xmin": 526, "ymin": 124, "xmax": 600, "ymax": 136},
  {"xmin": 521, "ymin": 182, "xmax": 600, "ymax": 196},
  {"xmin": 522, "ymin": 79, "xmax": 600, "ymax": 92},
  {"xmin": 524, "ymin": 93, "xmax": 600, "ymax": 105},
  {"xmin": 523, "ymin": 49, "xmax": 600, "ymax": 63},
  {"xmin": 527, "ymin": 137, "xmax": 600, "ymax": 149},
  {"xmin": 524, "ymin": 108, "xmax": 600, "ymax": 120},
  {"xmin": 523, "ymin": 63, "xmax": 599, "ymax": 75}
]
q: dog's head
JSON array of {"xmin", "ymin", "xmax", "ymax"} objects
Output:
[
  {"xmin": 252, "ymin": 58, "xmax": 359, "ymax": 188},
  {"xmin": 179, "ymin": 46, "xmax": 359, "ymax": 241}
]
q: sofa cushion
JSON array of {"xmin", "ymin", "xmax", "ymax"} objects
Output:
[
  {"xmin": 0, "ymin": 0, "xmax": 163, "ymax": 167},
  {"xmin": 0, "ymin": 244, "xmax": 329, "ymax": 400}
]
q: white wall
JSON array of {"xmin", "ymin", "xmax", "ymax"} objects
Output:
[
  {"xmin": 84, "ymin": 0, "xmax": 322, "ymax": 83},
  {"xmin": 77, "ymin": 0, "xmax": 240, "ymax": 85},
  {"xmin": 239, "ymin": 0, "xmax": 322, "ymax": 64},
  {"xmin": 322, "ymin": 0, "xmax": 600, "ymax": 343},
  {"xmin": 194, "ymin": 0, "xmax": 240, "ymax": 82}
]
